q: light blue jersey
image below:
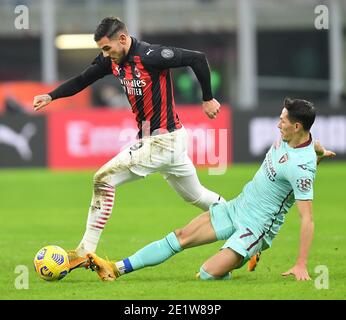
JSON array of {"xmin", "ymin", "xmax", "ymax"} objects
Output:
[
  {"xmin": 210, "ymin": 136, "xmax": 317, "ymax": 262},
  {"xmin": 235, "ymin": 136, "xmax": 316, "ymax": 244}
]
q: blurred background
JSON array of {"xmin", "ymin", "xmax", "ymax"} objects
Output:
[{"xmin": 0, "ymin": 0, "xmax": 345, "ymax": 168}]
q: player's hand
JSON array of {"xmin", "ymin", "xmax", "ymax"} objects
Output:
[
  {"xmin": 314, "ymin": 140, "xmax": 336, "ymax": 164},
  {"xmin": 202, "ymin": 98, "xmax": 220, "ymax": 119},
  {"xmin": 33, "ymin": 94, "xmax": 52, "ymax": 111},
  {"xmin": 282, "ymin": 265, "xmax": 311, "ymax": 281}
]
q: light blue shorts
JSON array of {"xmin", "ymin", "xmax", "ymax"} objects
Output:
[{"xmin": 209, "ymin": 201, "xmax": 269, "ymax": 268}]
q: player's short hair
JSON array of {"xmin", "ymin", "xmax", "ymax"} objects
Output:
[
  {"xmin": 283, "ymin": 98, "xmax": 316, "ymax": 131},
  {"xmin": 94, "ymin": 17, "xmax": 128, "ymax": 42}
]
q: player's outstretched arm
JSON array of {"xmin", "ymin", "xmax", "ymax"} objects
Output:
[
  {"xmin": 32, "ymin": 74, "xmax": 93, "ymax": 112},
  {"xmin": 177, "ymin": 50, "xmax": 220, "ymax": 119},
  {"xmin": 282, "ymin": 200, "xmax": 314, "ymax": 281},
  {"xmin": 314, "ymin": 140, "xmax": 336, "ymax": 164},
  {"xmin": 143, "ymin": 46, "xmax": 220, "ymax": 119},
  {"xmin": 33, "ymin": 57, "xmax": 111, "ymax": 112}
]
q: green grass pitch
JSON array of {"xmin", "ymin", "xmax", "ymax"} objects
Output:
[{"xmin": 1, "ymin": 163, "xmax": 345, "ymax": 300}]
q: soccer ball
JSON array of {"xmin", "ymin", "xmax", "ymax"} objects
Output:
[{"xmin": 34, "ymin": 245, "xmax": 70, "ymax": 281}]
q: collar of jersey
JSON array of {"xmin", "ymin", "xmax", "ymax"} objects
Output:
[
  {"xmin": 119, "ymin": 36, "xmax": 137, "ymax": 66},
  {"xmin": 294, "ymin": 133, "xmax": 312, "ymax": 149},
  {"xmin": 284, "ymin": 133, "xmax": 313, "ymax": 151}
]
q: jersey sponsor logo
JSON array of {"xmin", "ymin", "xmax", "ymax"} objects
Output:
[
  {"xmin": 263, "ymin": 152, "xmax": 276, "ymax": 181},
  {"xmin": 119, "ymin": 77, "xmax": 146, "ymax": 96},
  {"xmin": 119, "ymin": 78, "xmax": 146, "ymax": 88},
  {"xmin": 279, "ymin": 153, "xmax": 288, "ymax": 163},
  {"xmin": 161, "ymin": 48, "xmax": 174, "ymax": 59},
  {"xmin": 112, "ymin": 63, "xmax": 147, "ymax": 96},
  {"xmin": 296, "ymin": 178, "xmax": 313, "ymax": 193}
]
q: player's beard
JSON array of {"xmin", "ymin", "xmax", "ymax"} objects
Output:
[
  {"xmin": 282, "ymin": 135, "xmax": 293, "ymax": 143},
  {"xmin": 115, "ymin": 48, "xmax": 127, "ymax": 65}
]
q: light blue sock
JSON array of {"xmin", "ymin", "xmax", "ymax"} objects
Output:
[
  {"xmin": 124, "ymin": 232, "xmax": 182, "ymax": 272},
  {"xmin": 199, "ymin": 266, "xmax": 231, "ymax": 280}
]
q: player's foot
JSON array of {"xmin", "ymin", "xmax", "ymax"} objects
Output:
[
  {"xmin": 87, "ymin": 253, "xmax": 120, "ymax": 281},
  {"xmin": 67, "ymin": 250, "xmax": 89, "ymax": 272},
  {"xmin": 247, "ymin": 252, "xmax": 261, "ymax": 272}
]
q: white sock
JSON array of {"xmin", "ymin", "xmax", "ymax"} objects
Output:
[
  {"xmin": 115, "ymin": 261, "xmax": 126, "ymax": 275},
  {"xmin": 77, "ymin": 182, "xmax": 115, "ymax": 256},
  {"xmin": 76, "ymin": 229, "xmax": 102, "ymax": 256}
]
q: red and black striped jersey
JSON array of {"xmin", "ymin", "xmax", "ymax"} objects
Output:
[{"xmin": 49, "ymin": 37, "xmax": 213, "ymax": 138}]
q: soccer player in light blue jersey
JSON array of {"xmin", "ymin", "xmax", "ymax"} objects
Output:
[{"xmin": 87, "ymin": 98, "xmax": 335, "ymax": 282}]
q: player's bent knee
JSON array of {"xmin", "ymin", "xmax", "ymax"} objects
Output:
[
  {"xmin": 174, "ymin": 228, "xmax": 190, "ymax": 249},
  {"xmin": 174, "ymin": 228, "xmax": 184, "ymax": 246},
  {"xmin": 93, "ymin": 169, "xmax": 108, "ymax": 185}
]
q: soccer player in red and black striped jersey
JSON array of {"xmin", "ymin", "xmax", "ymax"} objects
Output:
[{"xmin": 33, "ymin": 17, "xmax": 225, "ymax": 271}]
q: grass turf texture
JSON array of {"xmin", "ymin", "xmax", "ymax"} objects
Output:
[{"xmin": 1, "ymin": 163, "xmax": 345, "ymax": 300}]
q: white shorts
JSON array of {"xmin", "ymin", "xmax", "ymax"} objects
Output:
[{"xmin": 100, "ymin": 127, "xmax": 196, "ymax": 178}]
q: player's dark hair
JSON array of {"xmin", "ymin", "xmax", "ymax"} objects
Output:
[
  {"xmin": 283, "ymin": 98, "xmax": 316, "ymax": 131},
  {"xmin": 94, "ymin": 17, "xmax": 128, "ymax": 42}
]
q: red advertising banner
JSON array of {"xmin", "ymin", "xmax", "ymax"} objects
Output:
[
  {"xmin": 178, "ymin": 106, "xmax": 232, "ymax": 172},
  {"xmin": 0, "ymin": 82, "xmax": 91, "ymax": 114},
  {"xmin": 48, "ymin": 106, "xmax": 232, "ymax": 170}
]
